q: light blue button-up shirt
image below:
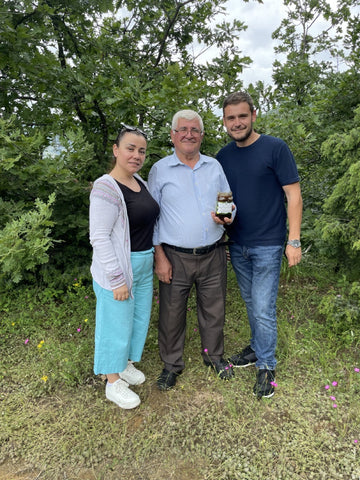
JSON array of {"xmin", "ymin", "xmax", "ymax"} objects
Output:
[{"xmin": 148, "ymin": 152, "xmax": 232, "ymax": 248}]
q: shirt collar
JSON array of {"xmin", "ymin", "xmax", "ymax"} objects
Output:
[{"xmin": 171, "ymin": 151, "xmax": 210, "ymax": 167}]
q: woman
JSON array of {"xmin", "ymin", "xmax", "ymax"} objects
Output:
[{"xmin": 89, "ymin": 125, "xmax": 159, "ymax": 409}]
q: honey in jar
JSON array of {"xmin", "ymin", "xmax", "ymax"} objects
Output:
[{"xmin": 215, "ymin": 192, "xmax": 233, "ymax": 219}]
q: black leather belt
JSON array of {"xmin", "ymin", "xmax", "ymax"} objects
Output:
[{"xmin": 163, "ymin": 241, "xmax": 227, "ymax": 256}]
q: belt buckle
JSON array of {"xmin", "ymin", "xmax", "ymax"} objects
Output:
[{"xmin": 193, "ymin": 247, "xmax": 200, "ymax": 255}]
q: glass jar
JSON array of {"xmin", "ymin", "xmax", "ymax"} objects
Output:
[{"xmin": 215, "ymin": 191, "xmax": 233, "ymax": 219}]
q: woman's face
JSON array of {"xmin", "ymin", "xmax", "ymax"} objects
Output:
[{"xmin": 112, "ymin": 132, "xmax": 147, "ymax": 175}]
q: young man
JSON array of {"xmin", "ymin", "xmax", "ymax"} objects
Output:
[
  {"xmin": 217, "ymin": 91, "xmax": 302, "ymax": 398},
  {"xmin": 148, "ymin": 109, "xmax": 234, "ymax": 390}
]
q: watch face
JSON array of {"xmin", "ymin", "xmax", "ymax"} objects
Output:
[{"xmin": 288, "ymin": 240, "xmax": 301, "ymax": 248}]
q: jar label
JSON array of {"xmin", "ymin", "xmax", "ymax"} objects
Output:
[{"xmin": 216, "ymin": 202, "xmax": 232, "ymax": 215}]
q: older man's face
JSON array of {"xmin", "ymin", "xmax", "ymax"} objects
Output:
[{"xmin": 170, "ymin": 118, "xmax": 204, "ymax": 158}]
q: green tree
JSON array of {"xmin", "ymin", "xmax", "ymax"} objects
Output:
[
  {"xmin": 0, "ymin": 0, "xmax": 254, "ymax": 286},
  {"xmin": 256, "ymin": 0, "xmax": 360, "ymax": 261},
  {"xmin": 271, "ymin": 0, "xmax": 340, "ymax": 106},
  {"xmin": 315, "ymin": 106, "xmax": 360, "ymax": 279},
  {"xmin": 0, "ymin": 0, "xmax": 251, "ymax": 161}
]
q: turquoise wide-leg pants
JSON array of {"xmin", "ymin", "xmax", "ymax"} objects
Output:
[{"xmin": 93, "ymin": 249, "xmax": 154, "ymax": 375}]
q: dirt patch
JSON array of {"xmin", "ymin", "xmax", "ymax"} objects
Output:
[
  {"xmin": 0, "ymin": 457, "xmax": 207, "ymax": 480},
  {"xmin": 0, "ymin": 462, "xmax": 40, "ymax": 480}
]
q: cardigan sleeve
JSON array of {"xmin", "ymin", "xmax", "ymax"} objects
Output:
[{"xmin": 89, "ymin": 177, "xmax": 126, "ymax": 289}]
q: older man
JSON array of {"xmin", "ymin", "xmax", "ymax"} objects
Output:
[{"xmin": 148, "ymin": 109, "xmax": 234, "ymax": 390}]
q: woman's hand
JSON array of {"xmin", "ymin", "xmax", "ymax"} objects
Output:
[{"xmin": 113, "ymin": 284, "xmax": 129, "ymax": 301}]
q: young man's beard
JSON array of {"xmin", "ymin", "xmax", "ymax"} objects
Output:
[{"xmin": 228, "ymin": 126, "xmax": 253, "ymax": 144}]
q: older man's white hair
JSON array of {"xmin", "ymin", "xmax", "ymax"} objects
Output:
[{"xmin": 171, "ymin": 109, "xmax": 204, "ymax": 132}]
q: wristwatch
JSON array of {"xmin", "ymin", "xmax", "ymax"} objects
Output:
[{"xmin": 287, "ymin": 239, "xmax": 301, "ymax": 248}]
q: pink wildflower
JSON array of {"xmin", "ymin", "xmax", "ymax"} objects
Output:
[
  {"xmin": 77, "ymin": 327, "xmax": 81, "ymax": 332},
  {"xmin": 270, "ymin": 381, "xmax": 278, "ymax": 387},
  {"xmin": 332, "ymin": 381, "xmax": 338, "ymax": 387},
  {"xmin": 24, "ymin": 338, "xmax": 29, "ymax": 345},
  {"xmin": 325, "ymin": 385, "xmax": 330, "ymax": 390},
  {"xmin": 330, "ymin": 396, "xmax": 336, "ymax": 401},
  {"xmin": 204, "ymin": 348, "xmax": 208, "ymax": 353},
  {"xmin": 332, "ymin": 404, "xmax": 337, "ymax": 408},
  {"xmin": 354, "ymin": 368, "xmax": 360, "ymax": 373}
]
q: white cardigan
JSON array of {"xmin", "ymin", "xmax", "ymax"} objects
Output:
[{"xmin": 89, "ymin": 173, "xmax": 146, "ymax": 295}]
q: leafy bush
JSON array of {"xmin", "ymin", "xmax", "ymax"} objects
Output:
[
  {"xmin": 318, "ymin": 277, "xmax": 360, "ymax": 344},
  {"xmin": 0, "ymin": 194, "xmax": 56, "ymax": 284},
  {"xmin": 0, "ymin": 118, "xmax": 96, "ymax": 287}
]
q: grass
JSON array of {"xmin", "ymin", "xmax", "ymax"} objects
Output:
[{"xmin": 0, "ymin": 264, "xmax": 360, "ymax": 480}]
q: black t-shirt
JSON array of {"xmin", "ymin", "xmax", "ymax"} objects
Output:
[{"xmin": 116, "ymin": 178, "xmax": 159, "ymax": 251}]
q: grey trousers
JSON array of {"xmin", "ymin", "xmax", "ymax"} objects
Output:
[{"xmin": 159, "ymin": 244, "xmax": 227, "ymax": 372}]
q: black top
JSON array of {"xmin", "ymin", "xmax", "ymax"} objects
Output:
[{"xmin": 116, "ymin": 178, "xmax": 159, "ymax": 251}]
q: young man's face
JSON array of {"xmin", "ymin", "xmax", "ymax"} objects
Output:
[{"xmin": 223, "ymin": 102, "xmax": 257, "ymax": 146}]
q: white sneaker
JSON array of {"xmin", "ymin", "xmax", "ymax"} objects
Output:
[
  {"xmin": 105, "ymin": 379, "xmax": 140, "ymax": 409},
  {"xmin": 119, "ymin": 361, "xmax": 146, "ymax": 385}
]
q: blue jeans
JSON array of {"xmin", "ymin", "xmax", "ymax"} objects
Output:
[{"xmin": 229, "ymin": 243, "xmax": 284, "ymax": 370}]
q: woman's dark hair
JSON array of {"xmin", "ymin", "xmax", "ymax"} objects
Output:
[{"xmin": 110, "ymin": 124, "xmax": 147, "ymax": 168}]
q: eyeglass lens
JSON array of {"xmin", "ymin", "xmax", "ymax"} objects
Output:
[{"xmin": 175, "ymin": 127, "xmax": 202, "ymax": 135}]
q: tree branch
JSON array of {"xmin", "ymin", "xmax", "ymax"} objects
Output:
[
  {"xmin": 93, "ymin": 99, "xmax": 108, "ymax": 153},
  {"xmin": 154, "ymin": 0, "xmax": 194, "ymax": 68}
]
